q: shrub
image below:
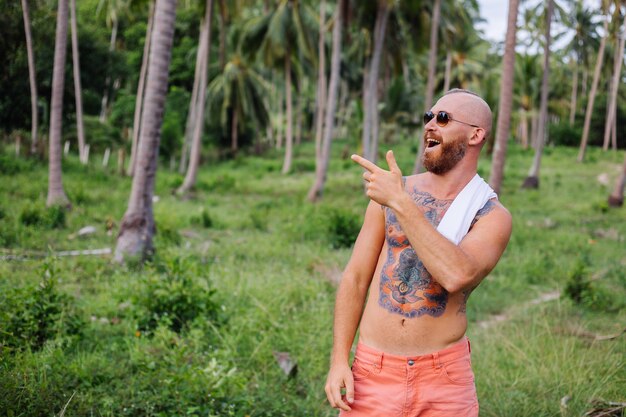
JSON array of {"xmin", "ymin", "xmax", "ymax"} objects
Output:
[
  {"xmin": 130, "ymin": 257, "xmax": 220, "ymax": 334},
  {"xmin": 327, "ymin": 208, "xmax": 360, "ymax": 249},
  {"xmin": 0, "ymin": 154, "xmax": 33, "ymax": 175},
  {"xmin": 0, "ymin": 260, "xmax": 83, "ymax": 351},
  {"xmin": 19, "ymin": 206, "xmax": 44, "ymax": 226},
  {"xmin": 18, "ymin": 205, "xmax": 66, "ymax": 229},
  {"xmin": 548, "ymin": 122, "xmax": 582, "ymax": 147},
  {"xmin": 564, "ymin": 259, "xmax": 591, "ymax": 304}
]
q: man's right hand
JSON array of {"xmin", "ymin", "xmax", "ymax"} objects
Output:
[{"xmin": 325, "ymin": 363, "xmax": 355, "ymax": 412}]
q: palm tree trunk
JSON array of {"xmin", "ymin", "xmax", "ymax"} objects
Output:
[
  {"xmin": 489, "ymin": 0, "xmax": 519, "ymax": 194},
  {"xmin": 281, "ymin": 49, "xmax": 293, "ymax": 174},
  {"xmin": 178, "ymin": 0, "xmax": 214, "ymax": 195},
  {"xmin": 115, "ymin": 0, "xmax": 177, "ymax": 263},
  {"xmin": 363, "ymin": 0, "xmax": 389, "ymax": 162},
  {"xmin": 602, "ymin": 12, "xmax": 625, "ymax": 152},
  {"xmin": 577, "ymin": 14, "xmax": 609, "ymax": 162},
  {"xmin": 443, "ymin": 51, "xmax": 452, "ymax": 93},
  {"xmin": 361, "ymin": 63, "xmax": 369, "ymax": 158},
  {"xmin": 217, "ymin": 0, "xmax": 226, "ymax": 70},
  {"xmin": 130, "ymin": 1, "xmax": 154, "ymax": 177},
  {"xmin": 314, "ymin": 0, "xmax": 327, "ymax": 162},
  {"xmin": 47, "ymin": 0, "xmax": 71, "ymax": 208},
  {"xmin": 522, "ymin": 0, "xmax": 552, "ymax": 189},
  {"xmin": 519, "ymin": 108, "xmax": 529, "ymax": 148},
  {"xmin": 424, "ymin": 0, "xmax": 441, "ymax": 111},
  {"xmin": 608, "ymin": 151, "xmax": 626, "ymax": 207},
  {"xmin": 99, "ymin": 17, "xmax": 118, "ymax": 122},
  {"xmin": 568, "ymin": 59, "xmax": 578, "ymax": 125},
  {"xmin": 231, "ymin": 104, "xmax": 239, "ymax": 153},
  {"xmin": 414, "ymin": 0, "xmax": 440, "ymax": 174},
  {"xmin": 69, "ymin": 0, "xmax": 86, "ymax": 162},
  {"xmin": 308, "ymin": 0, "xmax": 343, "ymax": 202},
  {"xmin": 21, "ymin": 0, "xmax": 38, "ymax": 155}
]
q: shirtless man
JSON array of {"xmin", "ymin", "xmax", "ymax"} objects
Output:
[{"xmin": 324, "ymin": 89, "xmax": 512, "ymax": 416}]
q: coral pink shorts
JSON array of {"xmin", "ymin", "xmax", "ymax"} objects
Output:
[{"xmin": 339, "ymin": 338, "xmax": 478, "ymax": 417}]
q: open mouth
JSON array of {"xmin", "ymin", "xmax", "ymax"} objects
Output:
[{"xmin": 426, "ymin": 138, "xmax": 441, "ymax": 148}]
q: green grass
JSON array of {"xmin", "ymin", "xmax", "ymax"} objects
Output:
[{"xmin": 0, "ymin": 139, "xmax": 625, "ymax": 416}]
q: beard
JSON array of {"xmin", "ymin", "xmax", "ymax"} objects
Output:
[{"xmin": 421, "ymin": 136, "xmax": 467, "ymax": 175}]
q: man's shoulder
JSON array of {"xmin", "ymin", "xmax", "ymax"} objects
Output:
[{"xmin": 472, "ymin": 198, "xmax": 511, "ymax": 226}]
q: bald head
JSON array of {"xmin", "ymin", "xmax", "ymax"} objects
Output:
[{"xmin": 440, "ymin": 89, "xmax": 493, "ymax": 140}]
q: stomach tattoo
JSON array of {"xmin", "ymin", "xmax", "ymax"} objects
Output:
[{"xmin": 379, "ymin": 206, "xmax": 448, "ymax": 318}]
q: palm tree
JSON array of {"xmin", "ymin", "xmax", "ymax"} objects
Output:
[
  {"xmin": 243, "ymin": 0, "xmax": 316, "ymax": 174},
  {"xmin": 566, "ymin": 1, "xmax": 599, "ymax": 125},
  {"xmin": 602, "ymin": 10, "xmax": 625, "ymax": 151},
  {"xmin": 20, "ymin": 0, "xmax": 38, "ymax": 155},
  {"xmin": 577, "ymin": 5, "xmax": 610, "ymax": 162},
  {"xmin": 129, "ymin": 1, "xmax": 155, "ymax": 177},
  {"xmin": 178, "ymin": 0, "xmax": 214, "ymax": 195},
  {"xmin": 115, "ymin": 0, "xmax": 177, "ymax": 262},
  {"xmin": 206, "ymin": 55, "xmax": 270, "ymax": 155},
  {"xmin": 97, "ymin": 0, "xmax": 127, "ymax": 122},
  {"xmin": 489, "ymin": 0, "xmax": 520, "ymax": 194},
  {"xmin": 308, "ymin": 0, "xmax": 344, "ymax": 202},
  {"xmin": 47, "ymin": 0, "xmax": 71, "ymax": 208},
  {"xmin": 608, "ymin": 151, "xmax": 626, "ymax": 207},
  {"xmin": 69, "ymin": 0, "xmax": 86, "ymax": 162},
  {"xmin": 362, "ymin": 0, "xmax": 390, "ymax": 164},
  {"xmin": 313, "ymin": 0, "xmax": 327, "ymax": 164},
  {"xmin": 522, "ymin": 0, "xmax": 553, "ymax": 189}
]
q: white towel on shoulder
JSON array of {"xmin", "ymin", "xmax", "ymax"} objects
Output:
[{"xmin": 436, "ymin": 174, "xmax": 497, "ymax": 245}]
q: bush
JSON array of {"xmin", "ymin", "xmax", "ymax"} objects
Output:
[
  {"xmin": 19, "ymin": 205, "xmax": 66, "ymax": 229},
  {"xmin": 327, "ymin": 208, "xmax": 360, "ymax": 249},
  {"xmin": 0, "ymin": 260, "xmax": 83, "ymax": 351},
  {"xmin": 0, "ymin": 154, "xmax": 34, "ymax": 175},
  {"xmin": 549, "ymin": 122, "xmax": 582, "ymax": 147},
  {"xmin": 130, "ymin": 257, "xmax": 221, "ymax": 334}
]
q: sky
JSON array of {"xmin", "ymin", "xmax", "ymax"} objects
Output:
[
  {"xmin": 476, "ymin": 0, "xmax": 600, "ymax": 44},
  {"xmin": 476, "ymin": 0, "xmax": 509, "ymax": 43}
]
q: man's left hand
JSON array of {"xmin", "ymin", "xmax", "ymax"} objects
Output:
[{"xmin": 352, "ymin": 150, "xmax": 405, "ymax": 208}]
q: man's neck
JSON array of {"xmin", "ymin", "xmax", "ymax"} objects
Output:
[{"xmin": 421, "ymin": 161, "xmax": 478, "ymax": 200}]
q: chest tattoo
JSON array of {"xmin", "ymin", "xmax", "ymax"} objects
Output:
[{"xmin": 379, "ymin": 190, "xmax": 454, "ymax": 318}]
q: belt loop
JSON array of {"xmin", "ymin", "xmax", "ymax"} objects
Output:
[
  {"xmin": 467, "ymin": 338, "xmax": 471, "ymax": 353},
  {"xmin": 377, "ymin": 352, "xmax": 384, "ymax": 369},
  {"xmin": 432, "ymin": 352, "xmax": 441, "ymax": 369}
]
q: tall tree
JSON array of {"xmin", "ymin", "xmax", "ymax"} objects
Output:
[
  {"xmin": 20, "ymin": 0, "xmax": 38, "ymax": 155},
  {"xmin": 115, "ymin": 0, "xmax": 177, "ymax": 262},
  {"xmin": 97, "ymin": 0, "xmax": 126, "ymax": 122},
  {"xmin": 47, "ymin": 0, "xmax": 71, "ymax": 208},
  {"xmin": 206, "ymin": 56, "xmax": 269, "ymax": 156},
  {"xmin": 489, "ymin": 0, "xmax": 520, "ymax": 194},
  {"xmin": 577, "ymin": 7, "xmax": 609, "ymax": 162},
  {"xmin": 69, "ymin": 0, "xmax": 86, "ymax": 161},
  {"xmin": 602, "ymin": 10, "xmax": 625, "ymax": 151},
  {"xmin": 129, "ymin": 1, "xmax": 155, "ymax": 177},
  {"xmin": 178, "ymin": 0, "xmax": 214, "ymax": 195},
  {"xmin": 608, "ymin": 151, "xmax": 626, "ymax": 207},
  {"xmin": 313, "ymin": 0, "xmax": 327, "ymax": 163},
  {"xmin": 361, "ymin": 0, "xmax": 389, "ymax": 163},
  {"xmin": 308, "ymin": 0, "xmax": 343, "ymax": 202},
  {"xmin": 522, "ymin": 0, "xmax": 553, "ymax": 189},
  {"xmin": 243, "ymin": 0, "xmax": 316, "ymax": 174},
  {"xmin": 413, "ymin": 0, "xmax": 441, "ymax": 173}
]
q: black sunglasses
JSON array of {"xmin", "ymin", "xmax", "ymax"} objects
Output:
[{"xmin": 423, "ymin": 111, "xmax": 480, "ymax": 128}]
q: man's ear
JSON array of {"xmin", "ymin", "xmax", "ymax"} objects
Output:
[{"xmin": 469, "ymin": 128, "xmax": 486, "ymax": 145}]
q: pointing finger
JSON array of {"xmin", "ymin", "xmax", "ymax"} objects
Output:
[{"xmin": 351, "ymin": 154, "xmax": 378, "ymax": 173}]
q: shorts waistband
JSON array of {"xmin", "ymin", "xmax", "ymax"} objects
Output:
[{"xmin": 354, "ymin": 337, "xmax": 471, "ymax": 369}]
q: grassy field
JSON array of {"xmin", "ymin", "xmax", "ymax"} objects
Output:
[{"xmin": 0, "ymin": 138, "xmax": 625, "ymax": 417}]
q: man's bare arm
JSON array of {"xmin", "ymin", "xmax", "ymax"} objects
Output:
[
  {"xmin": 325, "ymin": 200, "xmax": 385, "ymax": 411},
  {"xmin": 353, "ymin": 151, "xmax": 512, "ymax": 293}
]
